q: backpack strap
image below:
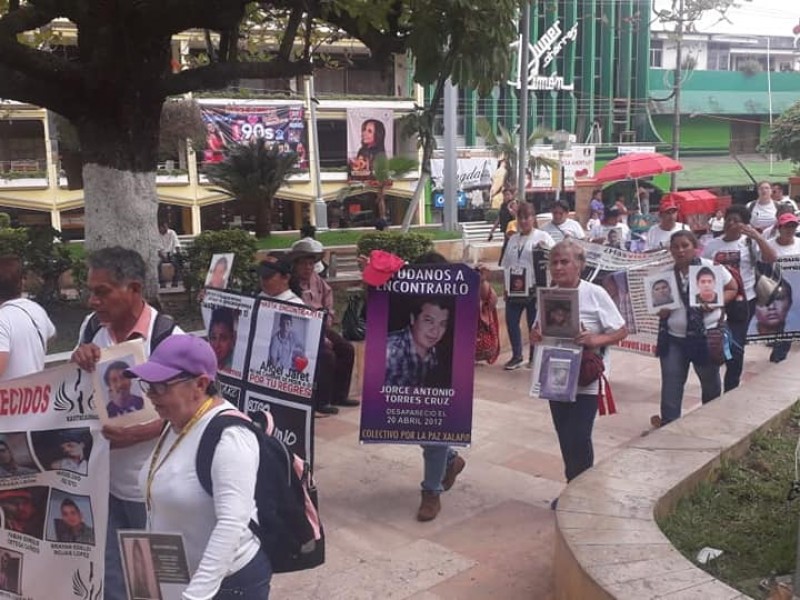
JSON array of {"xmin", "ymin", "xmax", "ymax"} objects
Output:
[
  {"xmin": 81, "ymin": 313, "xmax": 103, "ymax": 346},
  {"xmin": 196, "ymin": 411, "xmax": 256, "ymax": 496},
  {"xmin": 81, "ymin": 311, "xmax": 175, "ymax": 353}
]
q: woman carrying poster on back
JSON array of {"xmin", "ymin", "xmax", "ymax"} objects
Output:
[{"xmin": 762, "ymin": 212, "xmax": 800, "ymax": 363}]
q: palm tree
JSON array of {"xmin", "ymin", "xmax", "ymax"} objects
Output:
[
  {"xmin": 341, "ymin": 155, "xmax": 418, "ymax": 222},
  {"xmin": 204, "ymin": 139, "xmax": 297, "ymax": 237},
  {"xmin": 476, "ymin": 117, "xmax": 558, "ymax": 186}
]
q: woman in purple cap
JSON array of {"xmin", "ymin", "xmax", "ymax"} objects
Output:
[{"xmin": 126, "ymin": 335, "xmax": 270, "ymax": 599}]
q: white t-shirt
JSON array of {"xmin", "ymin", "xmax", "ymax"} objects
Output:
[
  {"xmin": 702, "ymin": 236, "xmax": 758, "ymax": 301},
  {"xmin": 645, "ymin": 222, "xmax": 689, "ymax": 251},
  {"xmin": 542, "ymin": 219, "xmax": 586, "ymax": 242},
  {"xmin": 142, "ymin": 402, "xmax": 260, "ymax": 599},
  {"xmin": 76, "ymin": 306, "xmax": 184, "ymax": 501},
  {"xmin": 665, "ymin": 258, "xmax": 733, "ymax": 337},
  {"xmin": 500, "ymin": 229, "xmax": 555, "ymax": 272},
  {"xmin": 0, "ymin": 298, "xmax": 56, "ymax": 381},
  {"xmin": 768, "ymin": 237, "xmax": 800, "ymax": 258},
  {"xmin": 575, "ymin": 281, "xmax": 626, "ymax": 395},
  {"xmin": 589, "ymin": 223, "xmax": 631, "ymax": 246},
  {"xmin": 259, "ymin": 289, "xmax": 304, "ymax": 305},
  {"xmin": 749, "ymin": 201, "xmax": 777, "ymax": 231},
  {"xmin": 159, "ymin": 229, "xmax": 181, "ymax": 255},
  {"xmin": 709, "ymin": 217, "xmax": 725, "ymax": 233}
]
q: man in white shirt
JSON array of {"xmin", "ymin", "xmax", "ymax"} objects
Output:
[
  {"xmin": 0, "ymin": 255, "xmax": 56, "ymax": 381},
  {"xmin": 645, "ymin": 198, "xmax": 689, "ymax": 250},
  {"xmin": 70, "ymin": 247, "xmax": 181, "ymax": 600},
  {"xmin": 772, "ymin": 182, "xmax": 798, "ymax": 212},
  {"xmin": 589, "ymin": 208, "xmax": 631, "ymax": 247},
  {"xmin": 157, "ymin": 221, "xmax": 183, "ymax": 287}
]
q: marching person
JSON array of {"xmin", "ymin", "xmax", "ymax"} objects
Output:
[
  {"xmin": 530, "ymin": 240, "xmax": 628, "ymax": 497},
  {"xmin": 652, "ymin": 231, "xmax": 736, "ymax": 427},
  {"xmin": 126, "ymin": 335, "xmax": 270, "ymax": 599},
  {"xmin": 645, "ymin": 198, "xmax": 689, "ymax": 251},
  {"xmin": 764, "ymin": 212, "xmax": 800, "ymax": 363},
  {"xmin": 500, "ymin": 202, "xmax": 555, "ymax": 370},
  {"xmin": 747, "ymin": 181, "xmax": 779, "ymax": 232},
  {"xmin": 542, "ymin": 200, "xmax": 585, "ymax": 242},
  {"xmin": 487, "ymin": 186, "xmax": 517, "ymax": 264},
  {"xmin": 0, "ymin": 255, "xmax": 56, "ymax": 381},
  {"xmin": 70, "ymin": 246, "xmax": 180, "ymax": 600}
]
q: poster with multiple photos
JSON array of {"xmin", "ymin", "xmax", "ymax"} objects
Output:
[
  {"xmin": 643, "ymin": 271, "xmax": 681, "ymax": 314},
  {"xmin": 0, "ymin": 359, "xmax": 113, "ymax": 598},
  {"xmin": 201, "ymin": 289, "xmax": 325, "ymax": 463}
]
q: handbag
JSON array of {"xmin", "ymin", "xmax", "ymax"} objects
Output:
[
  {"xmin": 578, "ymin": 349, "xmax": 616, "ymax": 416},
  {"xmin": 341, "ymin": 291, "xmax": 366, "ymax": 341},
  {"xmin": 705, "ymin": 327, "xmax": 727, "ymax": 366}
]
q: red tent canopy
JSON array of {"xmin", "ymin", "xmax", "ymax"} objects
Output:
[{"xmin": 661, "ymin": 190, "xmax": 720, "ymax": 232}]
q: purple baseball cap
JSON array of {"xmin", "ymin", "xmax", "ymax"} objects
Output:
[{"xmin": 124, "ymin": 334, "xmax": 217, "ymax": 383}]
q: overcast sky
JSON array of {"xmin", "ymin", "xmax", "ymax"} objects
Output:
[{"xmin": 651, "ymin": 0, "xmax": 800, "ymax": 37}]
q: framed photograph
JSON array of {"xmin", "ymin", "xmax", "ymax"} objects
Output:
[
  {"xmin": 504, "ymin": 266, "xmax": 531, "ymax": 298},
  {"xmin": 605, "ymin": 226, "xmax": 624, "ymax": 249},
  {"xmin": 532, "ymin": 345, "xmax": 581, "ymax": 403},
  {"xmin": 0, "ymin": 547, "xmax": 23, "ymax": 594},
  {"xmin": 119, "ymin": 532, "xmax": 190, "ymax": 600},
  {"xmin": 204, "ymin": 253, "xmax": 234, "ymax": 290},
  {"xmin": 93, "ymin": 340, "xmax": 158, "ymax": 427},
  {"xmin": 689, "ymin": 264, "xmax": 725, "ymax": 308},
  {"xmin": 538, "ymin": 287, "xmax": 579, "ymax": 339},
  {"xmin": 643, "ymin": 271, "xmax": 681, "ymax": 314}
]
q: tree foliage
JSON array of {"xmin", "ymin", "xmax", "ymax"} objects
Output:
[
  {"xmin": 204, "ymin": 138, "xmax": 297, "ymax": 237},
  {"xmin": 761, "ymin": 100, "xmax": 800, "ymax": 170}
]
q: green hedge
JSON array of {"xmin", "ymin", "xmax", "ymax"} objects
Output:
[
  {"xmin": 0, "ymin": 226, "xmax": 74, "ymax": 305},
  {"xmin": 355, "ymin": 232, "xmax": 434, "ymax": 262}
]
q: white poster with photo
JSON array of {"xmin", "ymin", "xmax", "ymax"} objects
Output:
[
  {"xmin": 204, "ymin": 253, "xmax": 234, "ymax": 290},
  {"xmin": 0, "ymin": 362, "xmax": 110, "ymax": 599},
  {"xmin": 346, "ymin": 108, "xmax": 394, "ymax": 180},
  {"xmin": 93, "ymin": 340, "xmax": 156, "ymax": 427},
  {"xmin": 247, "ymin": 298, "xmax": 325, "ymax": 401},
  {"xmin": 201, "ymin": 290, "xmax": 258, "ymax": 380},
  {"xmin": 688, "ymin": 264, "xmax": 725, "ymax": 308},
  {"xmin": 119, "ymin": 531, "xmax": 190, "ymax": 600},
  {"xmin": 643, "ymin": 271, "xmax": 682, "ymax": 314}
]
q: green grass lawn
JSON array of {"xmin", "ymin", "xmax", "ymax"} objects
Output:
[{"xmin": 658, "ymin": 402, "xmax": 800, "ymax": 598}]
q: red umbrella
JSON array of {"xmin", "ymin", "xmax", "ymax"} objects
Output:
[{"xmin": 594, "ymin": 152, "xmax": 683, "ymax": 183}]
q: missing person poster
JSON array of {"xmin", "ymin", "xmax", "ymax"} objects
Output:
[
  {"xmin": 201, "ymin": 290, "xmax": 324, "ymax": 466},
  {"xmin": 747, "ymin": 256, "xmax": 800, "ymax": 342},
  {"xmin": 93, "ymin": 340, "xmax": 155, "ymax": 427},
  {"xmin": 0, "ymin": 361, "xmax": 110, "ymax": 599},
  {"xmin": 359, "ymin": 264, "xmax": 480, "ymax": 446},
  {"xmin": 119, "ymin": 531, "xmax": 190, "ymax": 600}
]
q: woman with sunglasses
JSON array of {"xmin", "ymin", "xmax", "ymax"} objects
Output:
[{"xmin": 126, "ymin": 335, "xmax": 270, "ymax": 599}]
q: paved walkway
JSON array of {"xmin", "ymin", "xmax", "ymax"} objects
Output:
[{"xmin": 271, "ymin": 344, "xmax": 775, "ymax": 599}]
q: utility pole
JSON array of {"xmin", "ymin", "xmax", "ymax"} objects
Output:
[
  {"xmin": 670, "ymin": 0, "xmax": 684, "ymax": 192},
  {"xmin": 305, "ymin": 74, "xmax": 328, "ymax": 229},
  {"xmin": 517, "ymin": 1, "xmax": 531, "ymax": 200},
  {"xmin": 443, "ymin": 78, "xmax": 458, "ymax": 231}
]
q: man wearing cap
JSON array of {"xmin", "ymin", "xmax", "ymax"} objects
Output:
[
  {"xmin": 645, "ymin": 199, "xmax": 689, "ymax": 250},
  {"xmin": 0, "ymin": 255, "xmax": 56, "ymax": 382},
  {"xmin": 291, "ymin": 241, "xmax": 359, "ymax": 410},
  {"xmin": 70, "ymin": 246, "xmax": 182, "ymax": 600},
  {"xmin": 258, "ymin": 255, "xmax": 339, "ymax": 415}
]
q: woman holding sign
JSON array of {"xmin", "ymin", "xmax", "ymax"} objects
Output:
[
  {"xmin": 530, "ymin": 239, "xmax": 627, "ymax": 493},
  {"xmin": 653, "ymin": 231, "xmax": 737, "ymax": 428}
]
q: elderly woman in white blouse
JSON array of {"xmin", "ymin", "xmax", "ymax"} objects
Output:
[{"xmin": 126, "ymin": 335, "xmax": 269, "ymax": 600}]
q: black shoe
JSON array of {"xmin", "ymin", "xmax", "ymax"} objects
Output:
[
  {"xmin": 504, "ymin": 357, "xmax": 524, "ymax": 370},
  {"xmin": 333, "ymin": 398, "xmax": 360, "ymax": 407},
  {"xmin": 316, "ymin": 404, "xmax": 339, "ymax": 415}
]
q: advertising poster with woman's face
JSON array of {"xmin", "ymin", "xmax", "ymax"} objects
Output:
[
  {"xmin": 346, "ymin": 108, "xmax": 393, "ymax": 180},
  {"xmin": 747, "ymin": 259, "xmax": 800, "ymax": 342}
]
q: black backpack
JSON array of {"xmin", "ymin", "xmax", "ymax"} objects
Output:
[
  {"xmin": 196, "ymin": 411, "xmax": 325, "ymax": 574},
  {"xmin": 81, "ymin": 311, "xmax": 176, "ymax": 352}
]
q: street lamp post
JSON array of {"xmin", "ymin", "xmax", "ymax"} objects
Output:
[{"xmin": 552, "ymin": 130, "xmax": 572, "ymax": 203}]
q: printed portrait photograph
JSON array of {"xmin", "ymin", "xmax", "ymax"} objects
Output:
[
  {"xmin": 747, "ymin": 270, "xmax": 800, "ymax": 339},
  {"xmin": 538, "ymin": 288, "xmax": 580, "ymax": 339},
  {"xmin": 121, "ymin": 537, "xmax": 162, "ymax": 600},
  {"xmin": 204, "ymin": 253, "xmax": 234, "ymax": 289},
  {"xmin": 208, "ymin": 306, "xmax": 239, "ymax": 374},
  {"xmin": 599, "ymin": 271, "xmax": 638, "ymax": 333},
  {"xmin": 266, "ymin": 312, "xmax": 309, "ymax": 375},
  {"xmin": 0, "ymin": 486, "xmax": 48, "ymax": 540},
  {"xmin": 0, "ymin": 433, "xmax": 40, "ymax": 478},
  {"xmin": 688, "ymin": 265, "xmax": 724, "ymax": 308},
  {"xmin": 45, "ymin": 490, "xmax": 95, "ymax": 546},
  {"xmin": 643, "ymin": 271, "xmax": 681, "ymax": 314},
  {"xmin": 536, "ymin": 347, "xmax": 580, "ymax": 403},
  {"xmin": 31, "ymin": 428, "xmax": 92, "ymax": 477},
  {"xmin": 505, "ymin": 266, "xmax": 531, "ymax": 298},
  {"xmin": 0, "ymin": 547, "xmax": 22, "ymax": 594},
  {"xmin": 98, "ymin": 355, "xmax": 145, "ymax": 419},
  {"xmin": 385, "ymin": 294, "xmax": 456, "ymax": 389},
  {"xmin": 605, "ymin": 226, "xmax": 623, "ymax": 249}
]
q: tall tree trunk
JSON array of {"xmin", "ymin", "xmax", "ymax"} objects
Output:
[{"xmin": 255, "ymin": 195, "xmax": 272, "ymax": 237}]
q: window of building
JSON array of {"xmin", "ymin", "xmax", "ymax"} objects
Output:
[
  {"xmin": 316, "ymin": 120, "xmax": 347, "ymax": 169},
  {"xmin": 650, "ymin": 40, "xmax": 663, "ymax": 68},
  {"xmin": 707, "ymin": 43, "xmax": 730, "ymax": 71}
]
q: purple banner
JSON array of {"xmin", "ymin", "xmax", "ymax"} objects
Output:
[{"xmin": 359, "ymin": 264, "xmax": 480, "ymax": 446}]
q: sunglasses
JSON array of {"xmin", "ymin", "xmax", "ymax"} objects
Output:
[{"xmin": 140, "ymin": 374, "xmax": 197, "ymax": 396}]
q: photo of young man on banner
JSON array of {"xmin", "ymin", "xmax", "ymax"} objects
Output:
[
  {"xmin": 747, "ymin": 258, "xmax": 800, "ymax": 342},
  {"xmin": 360, "ymin": 263, "xmax": 479, "ymax": 445}
]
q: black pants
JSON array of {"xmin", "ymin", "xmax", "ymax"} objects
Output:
[
  {"xmin": 724, "ymin": 298, "xmax": 756, "ymax": 392},
  {"xmin": 316, "ymin": 329, "xmax": 354, "ymax": 407},
  {"xmin": 549, "ymin": 394, "xmax": 598, "ymax": 482}
]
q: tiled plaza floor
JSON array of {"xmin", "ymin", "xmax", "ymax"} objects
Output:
[{"xmin": 271, "ymin": 344, "xmax": 776, "ymax": 599}]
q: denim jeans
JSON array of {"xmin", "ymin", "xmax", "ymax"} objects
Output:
[
  {"xmin": 724, "ymin": 298, "xmax": 756, "ymax": 392},
  {"xmin": 505, "ymin": 297, "xmax": 537, "ymax": 361},
  {"xmin": 214, "ymin": 550, "xmax": 272, "ymax": 599},
  {"xmin": 659, "ymin": 335, "xmax": 721, "ymax": 426},
  {"xmin": 549, "ymin": 394, "xmax": 597, "ymax": 482},
  {"xmin": 420, "ymin": 445, "xmax": 458, "ymax": 493},
  {"xmin": 105, "ymin": 495, "xmax": 147, "ymax": 600}
]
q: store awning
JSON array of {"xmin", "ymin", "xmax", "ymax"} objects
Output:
[{"xmin": 672, "ymin": 155, "xmax": 795, "ymax": 189}]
